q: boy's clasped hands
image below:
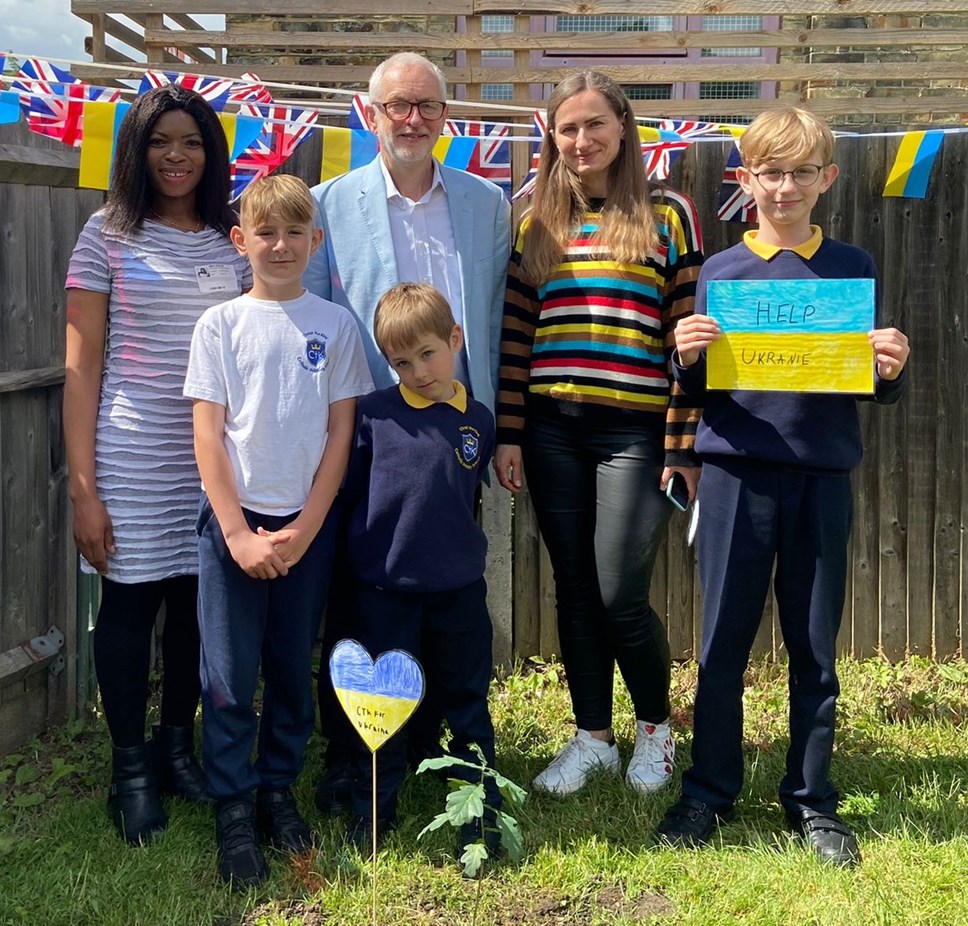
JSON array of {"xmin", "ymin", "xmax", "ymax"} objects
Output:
[{"xmin": 222, "ymin": 523, "xmax": 317, "ymax": 579}]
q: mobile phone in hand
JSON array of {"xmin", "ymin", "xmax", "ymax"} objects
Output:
[{"xmin": 665, "ymin": 472, "xmax": 690, "ymax": 512}]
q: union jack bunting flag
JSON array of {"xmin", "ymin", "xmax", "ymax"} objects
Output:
[
  {"xmin": 716, "ymin": 142, "xmax": 757, "ymax": 224},
  {"xmin": 139, "ymin": 71, "xmax": 238, "ymax": 111},
  {"xmin": 228, "ymin": 73, "xmax": 274, "ymax": 105},
  {"xmin": 13, "ymin": 59, "xmax": 119, "ymax": 147},
  {"xmin": 444, "ymin": 119, "xmax": 511, "ymax": 197},
  {"xmin": 230, "ymin": 104, "xmax": 318, "ymax": 199},
  {"xmin": 347, "ymin": 94, "xmax": 369, "ymax": 131},
  {"xmin": 511, "ymin": 110, "xmax": 547, "ymax": 202},
  {"xmin": 642, "ymin": 119, "xmax": 719, "ymax": 181}
]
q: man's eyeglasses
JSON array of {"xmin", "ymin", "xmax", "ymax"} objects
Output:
[
  {"xmin": 372, "ymin": 99, "xmax": 446, "ymax": 121},
  {"xmin": 750, "ymin": 165, "xmax": 825, "ymax": 189}
]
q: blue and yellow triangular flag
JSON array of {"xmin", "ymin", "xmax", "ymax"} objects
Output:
[
  {"xmin": 0, "ymin": 90, "xmax": 20, "ymax": 125},
  {"xmin": 78, "ymin": 99, "xmax": 130, "ymax": 190},
  {"xmin": 319, "ymin": 125, "xmax": 380, "ymax": 182},
  {"xmin": 883, "ymin": 130, "xmax": 944, "ymax": 198},
  {"xmin": 432, "ymin": 134, "xmax": 476, "ymax": 170},
  {"xmin": 218, "ymin": 111, "xmax": 265, "ymax": 162}
]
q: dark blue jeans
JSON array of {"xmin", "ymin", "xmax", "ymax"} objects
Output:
[
  {"xmin": 523, "ymin": 407, "xmax": 673, "ymax": 730},
  {"xmin": 682, "ymin": 458, "xmax": 851, "ymax": 816},
  {"xmin": 197, "ymin": 494, "xmax": 336, "ymax": 801}
]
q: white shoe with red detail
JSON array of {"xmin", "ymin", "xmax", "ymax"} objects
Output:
[{"xmin": 625, "ymin": 719, "xmax": 675, "ymax": 793}]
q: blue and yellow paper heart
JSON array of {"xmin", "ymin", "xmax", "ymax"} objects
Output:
[{"xmin": 330, "ymin": 639, "xmax": 425, "ymax": 753}]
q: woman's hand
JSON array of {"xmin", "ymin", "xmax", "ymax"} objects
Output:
[
  {"xmin": 660, "ymin": 465, "xmax": 700, "ymax": 504},
  {"xmin": 493, "ymin": 444, "xmax": 524, "ymax": 493},
  {"xmin": 71, "ymin": 492, "xmax": 116, "ymax": 575}
]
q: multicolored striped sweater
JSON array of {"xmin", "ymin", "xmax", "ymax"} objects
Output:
[{"xmin": 496, "ymin": 188, "xmax": 705, "ymax": 466}]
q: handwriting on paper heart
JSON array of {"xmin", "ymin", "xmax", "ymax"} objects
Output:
[{"xmin": 329, "ymin": 639, "xmax": 425, "ymax": 752}]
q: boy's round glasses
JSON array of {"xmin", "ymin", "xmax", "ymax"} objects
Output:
[
  {"xmin": 373, "ymin": 99, "xmax": 446, "ymax": 121},
  {"xmin": 751, "ymin": 165, "xmax": 824, "ymax": 189}
]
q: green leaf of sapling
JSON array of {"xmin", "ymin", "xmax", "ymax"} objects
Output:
[
  {"xmin": 417, "ymin": 811, "xmax": 453, "ymax": 840},
  {"xmin": 416, "ymin": 755, "xmax": 478, "ymax": 775},
  {"xmin": 493, "ymin": 774, "xmax": 528, "ymax": 805},
  {"xmin": 496, "ymin": 812, "xmax": 525, "ymax": 862},
  {"xmin": 445, "ymin": 783, "xmax": 485, "ymax": 825},
  {"xmin": 459, "ymin": 842, "xmax": 489, "ymax": 879}
]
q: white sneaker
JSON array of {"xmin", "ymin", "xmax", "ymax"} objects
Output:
[
  {"xmin": 532, "ymin": 730, "xmax": 621, "ymax": 795},
  {"xmin": 625, "ymin": 719, "xmax": 675, "ymax": 793}
]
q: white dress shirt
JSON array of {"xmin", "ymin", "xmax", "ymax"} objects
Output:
[{"xmin": 380, "ymin": 158, "xmax": 469, "ymax": 387}]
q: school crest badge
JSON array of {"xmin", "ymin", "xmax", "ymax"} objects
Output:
[
  {"xmin": 306, "ymin": 337, "xmax": 325, "ymax": 369},
  {"xmin": 299, "ymin": 331, "xmax": 328, "ymax": 372},
  {"xmin": 455, "ymin": 425, "xmax": 483, "ymax": 470},
  {"xmin": 461, "ymin": 433, "xmax": 479, "ymax": 465}
]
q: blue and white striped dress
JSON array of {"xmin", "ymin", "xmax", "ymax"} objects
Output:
[{"xmin": 66, "ymin": 211, "xmax": 250, "ymax": 583}]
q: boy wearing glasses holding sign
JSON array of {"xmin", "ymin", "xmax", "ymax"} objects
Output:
[{"xmin": 655, "ymin": 108, "xmax": 909, "ymax": 866}]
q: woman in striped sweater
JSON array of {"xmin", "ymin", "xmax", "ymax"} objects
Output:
[
  {"xmin": 494, "ymin": 71, "xmax": 704, "ymax": 797},
  {"xmin": 64, "ymin": 86, "xmax": 249, "ymax": 844}
]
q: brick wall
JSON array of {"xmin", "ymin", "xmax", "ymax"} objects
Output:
[
  {"xmin": 226, "ymin": 14, "xmax": 455, "ymax": 92},
  {"xmin": 780, "ymin": 15, "xmax": 968, "ymax": 126}
]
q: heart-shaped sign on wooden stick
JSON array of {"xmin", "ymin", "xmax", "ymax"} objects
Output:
[{"xmin": 329, "ymin": 639, "xmax": 425, "ymax": 752}]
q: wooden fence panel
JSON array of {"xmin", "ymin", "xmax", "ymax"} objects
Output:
[
  {"xmin": 1, "ymin": 118, "xmax": 966, "ymax": 758},
  {"xmin": 0, "ymin": 120, "xmax": 104, "ymax": 753},
  {"xmin": 497, "ymin": 135, "xmax": 966, "ymax": 663}
]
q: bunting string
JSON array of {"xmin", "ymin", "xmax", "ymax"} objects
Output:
[{"xmin": 0, "ymin": 53, "xmax": 958, "ymax": 206}]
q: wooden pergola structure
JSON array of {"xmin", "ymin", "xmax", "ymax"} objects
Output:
[{"xmin": 68, "ymin": 1, "xmax": 968, "ymax": 119}]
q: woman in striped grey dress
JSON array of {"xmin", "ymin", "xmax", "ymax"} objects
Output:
[{"xmin": 64, "ymin": 86, "xmax": 249, "ymax": 845}]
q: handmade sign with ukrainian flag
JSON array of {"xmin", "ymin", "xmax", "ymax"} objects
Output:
[
  {"xmin": 330, "ymin": 639, "xmax": 425, "ymax": 752},
  {"xmin": 706, "ymin": 278, "xmax": 875, "ymax": 394}
]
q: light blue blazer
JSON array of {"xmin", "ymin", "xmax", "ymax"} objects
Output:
[{"xmin": 305, "ymin": 157, "xmax": 511, "ymax": 414}]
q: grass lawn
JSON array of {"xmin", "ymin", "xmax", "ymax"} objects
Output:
[{"xmin": 1, "ymin": 657, "xmax": 967, "ymax": 926}]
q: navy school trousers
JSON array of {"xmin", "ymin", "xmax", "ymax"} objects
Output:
[
  {"xmin": 197, "ymin": 494, "xmax": 336, "ymax": 801},
  {"xmin": 348, "ymin": 578, "xmax": 497, "ymax": 822},
  {"xmin": 681, "ymin": 457, "xmax": 852, "ymax": 816}
]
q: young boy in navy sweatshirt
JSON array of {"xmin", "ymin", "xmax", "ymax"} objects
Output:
[
  {"xmin": 655, "ymin": 107, "xmax": 910, "ymax": 867},
  {"xmin": 340, "ymin": 282, "xmax": 499, "ymax": 857}
]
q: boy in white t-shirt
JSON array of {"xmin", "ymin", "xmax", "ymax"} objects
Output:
[{"xmin": 184, "ymin": 175, "xmax": 373, "ymax": 889}]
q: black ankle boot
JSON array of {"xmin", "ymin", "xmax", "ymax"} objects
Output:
[
  {"xmin": 151, "ymin": 722, "xmax": 212, "ymax": 804},
  {"xmin": 109, "ymin": 744, "xmax": 168, "ymax": 845}
]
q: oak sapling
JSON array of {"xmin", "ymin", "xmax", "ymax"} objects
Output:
[{"xmin": 416, "ymin": 743, "xmax": 527, "ymax": 879}]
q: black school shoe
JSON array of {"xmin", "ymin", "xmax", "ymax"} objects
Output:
[
  {"xmin": 215, "ymin": 798, "xmax": 269, "ymax": 890},
  {"xmin": 256, "ymin": 787, "xmax": 314, "ymax": 854},
  {"xmin": 788, "ymin": 809, "xmax": 861, "ymax": 868},
  {"xmin": 654, "ymin": 796, "xmax": 734, "ymax": 848}
]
